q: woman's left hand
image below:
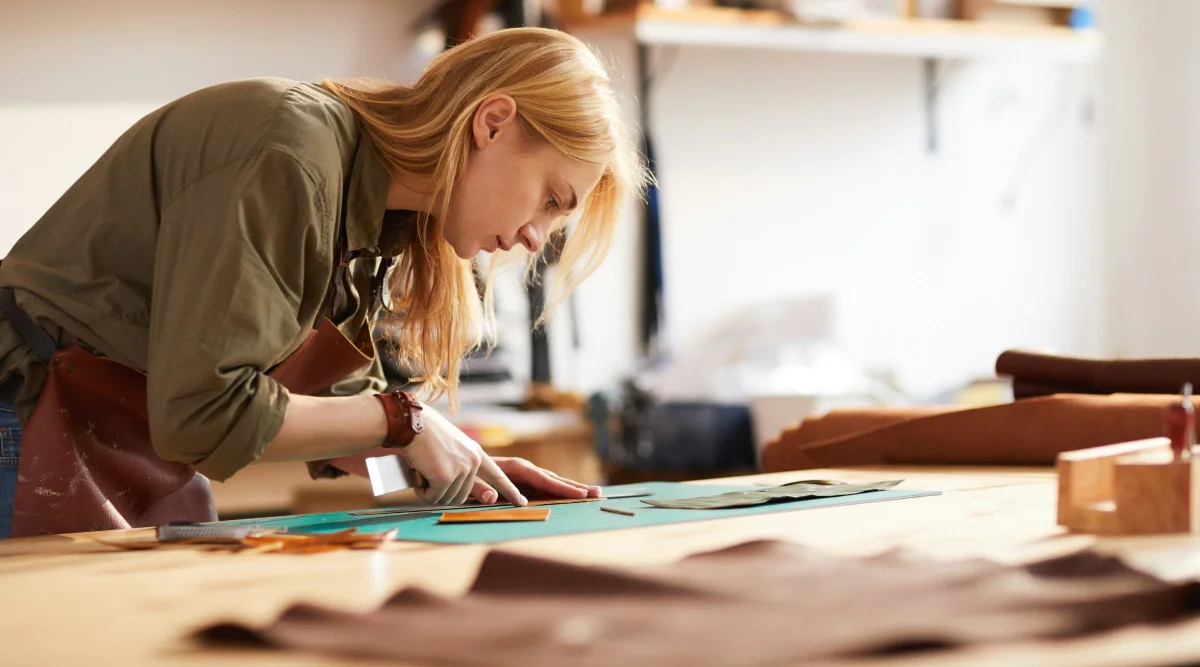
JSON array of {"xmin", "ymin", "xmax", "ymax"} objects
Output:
[{"xmin": 470, "ymin": 457, "xmax": 602, "ymax": 503}]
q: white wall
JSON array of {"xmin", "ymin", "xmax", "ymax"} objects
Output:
[
  {"xmin": 0, "ymin": 0, "xmax": 638, "ymax": 399},
  {"xmin": 629, "ymin": 45, "xmax": 1103, "ymax": 398},
  {"xmin": 2, "ymin": 0, "xmax": 1113, "ymax": 401},
  {"xmin": 1099, "ymin": 0, "xmax": 1200, "ymax": 358},
  {"xmin": 0, "ymin": 0, "xmax": 439, "ymax": 253}
]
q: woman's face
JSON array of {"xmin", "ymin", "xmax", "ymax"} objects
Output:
[{"xmin": 442, "ymin": 95, "xmax": 606, "ymax": 259}]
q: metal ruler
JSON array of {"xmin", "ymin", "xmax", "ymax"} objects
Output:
[{"xmin": 346, "ymin": 491, "xmax": 653, "ymax": 517}]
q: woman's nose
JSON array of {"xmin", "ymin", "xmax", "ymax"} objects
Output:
[{"xmin": 519, "ymin": 224, "xmax": 543, "ymax": 253}]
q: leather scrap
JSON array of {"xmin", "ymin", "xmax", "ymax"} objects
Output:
[
  {"xmin": 196, "ymin": 540, "xmax": 1200, "ymax": 666},
  {"xmin": 640, "ymin": 479, "xmax": 903, "ymax": 509},
  {"xmin": 92, "ymin": 528, "xmax": 395, "ymax": 555}
]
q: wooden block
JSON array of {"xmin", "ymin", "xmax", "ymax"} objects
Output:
[
  {"xmin": 438, "ymin": 508, "xmax": 552, "ymax": 523},
  {"xmin": 1056, "ymin": 437, "xmax": 1200, "ymax": 536},
  {"xmin": 1056, "ymin": 438, "xmax": 1170, "ymax": 530},
  {"xmin": 1069, "ymin": 501, "xmax": 1122, "ymax": 536},
  {"xmin": 1113, "ymin": 459, "xmax": 1200, "ymax": 535}
]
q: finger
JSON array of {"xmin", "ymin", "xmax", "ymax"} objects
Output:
[
  {"xmin": 419, "ymin": 468, "xmax": 456, "ymax": 505},
  {"xmin": 558, "ymin": 476, "xmax": 602, "ymax": 497},
  {"xmin": 415, "ymin": 486, "xmax": 441, "ymax": 505},
  {"xmin": 451, "ymin": 463, "xmax": 480, "ymax": 506},
  {"xmin": 527, "ymin": 473, "xmax": 589, "ymax": 498},
  {"xmin": 544, "ymin": 471, "xmax": 601, "ymax": 496},
  {"xmin": 448, "ymin": 452, "xmax": 483, "ymax": 506},
  {"xmin": 403, "ymin": 448, "xmax": 452, "ymax": 504},
  {"xmin": 476, "ymin": 456, "xmax": 526, "ymax": 507},
  {"xmin": 470, "ymin": 478, "xmax": 499, "ymax": 504},
  {"xmin": 530, "ymin": 467, "xmax": 591, "ymax": 497},
  {"xmin": 509, "ymin": 459, "xmax": 588, "ymax": 491},
  {"xmin": 542, "ymin": 469, "xmax": 594, "ymax": 495},
  {"xmin": 438, "ymin": 472, "xmax": 469, "ymax": 506},
  {"xmin": 503, "ymin": 461, "xmax": 586, "ymax": 499},
  {"xmin": 499, "ymin": 459, "xmax": 587, "ymax": 495}
]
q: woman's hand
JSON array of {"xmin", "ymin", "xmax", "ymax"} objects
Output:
[
  {"xmin": 400, "ymin": 406, "xmax": 526, "ymax": 506},
  {"xmin": 470, "ymin": 457, "xmax": 602, "ymax": 504}
]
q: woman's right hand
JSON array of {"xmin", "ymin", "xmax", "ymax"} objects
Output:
[{"xmin": 399, "ymin": 405, "xmax": 526, "ymax": 507}]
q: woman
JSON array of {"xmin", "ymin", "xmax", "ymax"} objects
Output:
[{"xmin": 0, "ymin": 27, "xmax": 647, "ymax": 538}]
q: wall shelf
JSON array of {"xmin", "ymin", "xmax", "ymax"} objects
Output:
[{"xmin": 569, "ymin": 6, "xmax": 1103, "ymax": 62}]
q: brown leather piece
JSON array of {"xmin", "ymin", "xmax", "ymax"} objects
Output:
[
  {"xmin": 437, "ymin": 508, "xmax": 551, "ymax": 523},
  {"xmin": 781, "ymin": 404, "xmax": 956, "ymax": 443},
  {"xmin": 11, "ymin": 317, "xmax": 371, "ymax": 537},
  {"xmin": 197, "ymin": 540, "xmax": 1200, "ymax": 666},
  {"xmin": 761, "ymin": 394, "xmax": 1195, "ymax": 473},
  {"xmin": 270, "ymin": 319, "xmax": 372, "ymax": 397},
  {"xmin": 1010, "ymin": 379, "xmax": 1101, "ymax": 400},
  {"xmin": 997, "ymin": 350, "xmax": 1200, "ymax": 399}
]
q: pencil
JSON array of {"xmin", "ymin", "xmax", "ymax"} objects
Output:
[{"xmin": 600, "ymin": 505, "xmax": 636, "ymax": 516}]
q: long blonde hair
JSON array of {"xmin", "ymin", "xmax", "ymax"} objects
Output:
[{"xmin": 322, "ymin": 27, "xmax": 649, "ymax": 406}]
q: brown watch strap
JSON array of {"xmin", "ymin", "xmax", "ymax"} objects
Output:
[{"xmin": 375, "ymin": 391, "xmax": 425, "ymax": 449}]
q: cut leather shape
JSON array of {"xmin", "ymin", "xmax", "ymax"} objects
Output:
[
  {"xmin": 640, "ymin": 479, "xmax": 902, "ymax": 509},
  {"xmin": 94, "ymin": 527, "xmax": 396, "ymax": 555},
  {"xmin": 438, "ymin": 509, "xmax": 551, "ymax": 523},
  {"xmin": 197, "ymin": 540, "xmax": 1200, "ymax": 666}
]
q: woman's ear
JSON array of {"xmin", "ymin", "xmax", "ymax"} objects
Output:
[{"xmin": 472, "ymin": 94, "xmax": 518, "ymax": 149}]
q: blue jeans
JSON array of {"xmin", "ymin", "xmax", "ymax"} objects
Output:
[{"xmin": 0, "ymin": 401, "xmax": 22, "ymax": 539}]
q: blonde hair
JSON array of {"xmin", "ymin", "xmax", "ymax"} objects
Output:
[{"xmin": 322, "ymin": 27, "xmax": 649, "ymax": 406}]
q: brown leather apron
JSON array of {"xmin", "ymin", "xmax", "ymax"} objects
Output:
[{"xmin": 3, "ymin": 228, "xmax": 390, "ymax": 538}]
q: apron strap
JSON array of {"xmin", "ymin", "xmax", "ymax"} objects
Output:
[
  {"xmin": 0, "ymin": 287, "xmax": 56, "ymax": 364},
  {"xmin": 320, "ymin": 224, "xmax": 395, "ymax": 326}
]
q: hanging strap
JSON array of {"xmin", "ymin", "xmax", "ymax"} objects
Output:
[
  {"xmin": 371, "ymin": 256, "xmax": 394, "ymax": 314},
  {"xmin": 319, "ymin": 229, "xmax": 395, "ymax": 326}
]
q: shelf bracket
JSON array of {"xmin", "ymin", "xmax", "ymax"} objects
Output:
[
  {"xmin": 923, "ymin": 57, "xmax": 968, "ymax": 154},
  {"xmin": 924, "ymin": 57, "xmax": 940, "ymax": 154}
]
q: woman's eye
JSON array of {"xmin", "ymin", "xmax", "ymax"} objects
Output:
[{"xmin": 547, "ymin": 195, "xmax": 560, "ymax": 210}]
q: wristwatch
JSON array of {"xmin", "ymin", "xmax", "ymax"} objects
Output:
[{"xmin": 374, "ymin": 390, "xmax": 425, "ymax": 449}]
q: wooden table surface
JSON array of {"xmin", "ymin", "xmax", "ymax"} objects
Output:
[{"xmin": 6, "ymin": 465, "xmax": 1200, "ymax": 667}]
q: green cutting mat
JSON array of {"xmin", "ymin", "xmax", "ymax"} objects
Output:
[{"xmin": 218, "ymin": 482, "xmax": 940, "ymax": 544}]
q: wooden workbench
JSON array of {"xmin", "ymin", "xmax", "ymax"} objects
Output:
[{"xmin": 6, "ymin": 465, "xmax": 1200, "ymax": 666}]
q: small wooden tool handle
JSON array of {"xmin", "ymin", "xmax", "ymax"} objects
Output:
[{"xmin": 1165, "ymin": 383, "xmax": 1195, "ymax": 459}]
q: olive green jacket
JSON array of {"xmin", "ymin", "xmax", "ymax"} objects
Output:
[{"xmin": 0, "ymin": 77, "xmax": 410, "ymax": 481}]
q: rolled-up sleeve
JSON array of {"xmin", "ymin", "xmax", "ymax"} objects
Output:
[{"xmin": 146, "ymin": 149, "xmax": 333, "ymax": 481}]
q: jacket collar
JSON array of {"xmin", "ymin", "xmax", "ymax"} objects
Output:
[{"xmin": 344, "ymin": 132, "xmax": 411, "ymax": 258}]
